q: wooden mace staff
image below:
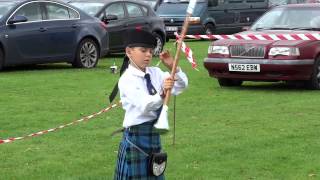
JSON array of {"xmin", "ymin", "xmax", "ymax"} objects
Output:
[{"xmin": 154, "ymin": 0, "xmax": 197, "ymax": 132}]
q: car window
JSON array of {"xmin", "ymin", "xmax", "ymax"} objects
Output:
[
  {"xmin": 141, "ymin": 6, "xmax": 148, "ymax": 15},
  {"xmin": 126, "ymin": 3, "xmax": 144, "ymax": 17},
  {"xmin": 68, "ymin": 7, "xmax": 80, "ymax": 19},
  {"xmin": 0, "ymin": 2, "xmax": 16, "ymax": 19},
  {"xmin": 70, "ymin": 2, "xmax": 104, "ymax": 16},
  {"xmin": 14, "ymin": 2, "xmax": 42, "ymax": 22},
  {"xmin": 105, "ymin": 3, "xmax": 125, "ymax": 19},
  {"xmin": 45, "ymin": 2, "xmax": 69, "ymax": 20}
]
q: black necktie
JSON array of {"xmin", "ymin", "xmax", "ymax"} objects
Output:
[
  {"xmin": 145, "ymin": 73, "xmax": 162, "ymax": 118},
  {"xmin": 144, "ymin": 73, "xmax": 157, "ymax": 95}
]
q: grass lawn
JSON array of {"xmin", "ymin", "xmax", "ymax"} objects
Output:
[{"xmin": 1, "ymin": 40, "xmax": 320, "ymax": 180}]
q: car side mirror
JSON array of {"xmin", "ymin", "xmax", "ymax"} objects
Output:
[
  {"xmin": 8, "ymin": 15, "xmax": 28, "ymax": 25},
  {"xmin": 102, "ymin": 14, "xmax": 118, "ymax": 23}
]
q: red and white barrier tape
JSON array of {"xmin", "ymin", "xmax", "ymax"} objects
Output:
[
  {"xmin": 174, "ymin": 32, "xmax": 198, "ymax": 70},
  {"xmin": 0, "ymin": 102, "xmax": 120, "ymax": 145},
  {"xmin": 178, "ymin": 33, "xmax": 320, "ymax": 41},
  {"xmin": 181, "ymin": 41, "xmax": 198, "ymax": 70}
]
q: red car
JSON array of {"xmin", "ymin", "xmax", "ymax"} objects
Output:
[{"xmin": 204, "ymin": 4, "xmax": 320, "ymax": 89}]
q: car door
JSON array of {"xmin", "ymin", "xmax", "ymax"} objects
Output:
[
  {"xmin": 207, "ymin": 0, "xmax": 237, "ymax": 34},
  {"xmin": 41, "ymin": 2, "xmax": 79, "ymax": 60},
  {"xmin": 5, "ymin": 1, "xmax": 47, "ymax": 64},
  {"xmin": 98, "ymin": 2, "xmax": 126, "ymax": 51},
  {"xmin": 124, "ymin": 2, "xmax": 149, "ymax": 32}
]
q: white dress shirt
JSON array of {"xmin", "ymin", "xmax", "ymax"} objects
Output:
[{"xmin": 118, "ymin": 64, "xmax": 188, "ymax": 128}]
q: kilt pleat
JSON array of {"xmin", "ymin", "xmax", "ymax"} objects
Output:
[{"xmin": 114, "ymin": 121, "xmax": 165, "ymax": 180}]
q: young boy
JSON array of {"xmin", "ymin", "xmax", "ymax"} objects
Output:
[{"xmin": 114, "ymin": 29, "xmax": 188, "ymax": 179}]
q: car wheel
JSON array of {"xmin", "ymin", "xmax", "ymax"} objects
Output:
[
  {"xmin": 73, "ymin": 38, "xmax": 99, "ymax": 68},
  {"xmin": 153, "ymin": 33, "xmax": 164, "ymax": 56},
  {"xmin": 0, "ymin": 48, "xmax": 4, "ymax": 71},
  {"xmin": 306, "ymin": 57, "xmax": 320, "ymax": 89},
  {"xmin": 205, "ymin": 24, "xmax": 215, "ymax": 35},
  {"xmin": 218, "ymin": 78, "xmax": 243, "ymax": 87}
]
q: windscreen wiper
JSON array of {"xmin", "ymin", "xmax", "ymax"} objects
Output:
[
  {"xmin": 291, "ymin": 27, "xmax": 320, "ymax": 31},
  {"xmin": 255, "ymin": 27, "xmax": 293, "ymax": 31}
]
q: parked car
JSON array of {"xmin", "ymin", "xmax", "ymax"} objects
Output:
[
  {"xmin": 137, "ymin": 0, "xmax": 162, "ymax": 10},
  {"xmin": 204, "ymin": 4, "xmax": 320, "ymax": 89},
  {"xmin": 157, "ymin": 0, "xmax": 271, "ymax": 40},
  {"xmin": 0, "ymin": 0, "xmax": 108, "ymax": 70},
  {"xmin": 69, "ymin": 0, "xmax": 166, "ymax": 56}
]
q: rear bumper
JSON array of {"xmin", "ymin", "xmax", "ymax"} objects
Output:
[{"xmin": 203, "ymin": 58, "xmax": 314, "ymax": 81}]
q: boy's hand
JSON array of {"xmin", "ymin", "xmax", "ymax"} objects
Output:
[
  {"xmin": 163, "ymin": 76, "xmax": 175, "ymax": 92},
  {"xmin": 159, "ymin": 50, "xmax": 174, "ymax": 71},
  {"xmin": 161, "ymin": 76, "xmax": 177, "ymax": 98}
]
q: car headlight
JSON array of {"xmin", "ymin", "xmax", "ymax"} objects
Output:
[
  {"xmin": 269, "ymin": 47, "xmax": 300, "ymax": 56},
  {"xmin": 208, "ymin": 45, "xmax": 229, "ymax": 55},
  {"xmin": 188, "ymin": 17, "xmax": 200, "ymax": 24}
]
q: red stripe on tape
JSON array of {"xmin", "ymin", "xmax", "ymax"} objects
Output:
[{"xmin": 305, "ymin": 34, "xmax": 317, "ymax": 40}]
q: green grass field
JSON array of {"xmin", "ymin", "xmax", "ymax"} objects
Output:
[{"xmin": 1, "ymin": 40, "xmax": 320, "ymax": 180}]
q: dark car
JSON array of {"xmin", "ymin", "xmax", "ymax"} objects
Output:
[
  {"xmin": 69, "ymin": 0, "xmax": 166, "ymax": 55},
  {"xmin": 0, "ymin": 0, "xmax": 108, "ymax": 70},
  {"xmin": 204, "ymin": 4, "xmax": 320, "ymax": 89},
  {"xmin": 136, "ymin": 0, "xmax": 162, "ymax": 10},
  {"xmin": 157, "ymin": 0, "xmax": 271, "ymax": 40}
]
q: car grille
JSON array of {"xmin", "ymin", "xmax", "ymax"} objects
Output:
[
  {"xmin": 230, "ymin": 45, "xmax": 265, "ymax": 58},
  {"xmin": 163, "ymin": 19, "xmax": 183, "ymax": 26}
]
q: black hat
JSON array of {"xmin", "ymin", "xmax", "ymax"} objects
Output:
[{"xmin": 124, "ymin": 29, "xmax": 157, "ymax": 48}]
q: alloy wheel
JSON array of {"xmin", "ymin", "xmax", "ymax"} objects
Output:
[
  {"xmin": 316, "ymin": 64, "xmax": 320, "ymax": 87},
  {"xmin": 79, "ymin": 42, "xmax": 98, "ymax": 68}
]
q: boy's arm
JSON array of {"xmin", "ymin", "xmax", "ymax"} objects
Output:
[
  {"xmin": 159, "ymin": 50, "xmax": 188, "ymax": 95},
  {"xmin": 162, "ymin": 69, "xmax": 188, "ymax": 96}
]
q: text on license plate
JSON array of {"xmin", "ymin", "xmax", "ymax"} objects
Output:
[
  {"xmin": 228, "ymin": 63, "xmax": 260, "ymax": 72},
  {"xmin": 166, "ymin": 26, "xmax": 178, "ymax": 31}
]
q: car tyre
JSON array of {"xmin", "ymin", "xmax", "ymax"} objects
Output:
[
  {"xmin": 205, "ymin": 23, "xmax": 215, "ymax": 35},
  {"xmin": 153, "ymin": 33, "xmax": 164, "ymax": 56},
  {"xmin": 218, "ymin": 78, "xmax": 243, "ymax": 87},
  {"xmin": 0, "ymin": 48, "xmax": 4, "ymax": 71},
  {"xmin": 73, "ymin": 38, "xmax": 99, "ymax": 68},
  {"xmin": 306, "ymin": 57, "xmax": 320, "ymax": 90}
]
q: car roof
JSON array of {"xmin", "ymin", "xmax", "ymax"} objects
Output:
[{"xmin": 68, "ymin": 0, "xmax": 149, "ymax": 5}]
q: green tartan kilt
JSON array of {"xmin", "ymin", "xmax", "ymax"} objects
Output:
[{"xmin": 114, "ymin": 120, "xmax": 165, "ymax": 180}]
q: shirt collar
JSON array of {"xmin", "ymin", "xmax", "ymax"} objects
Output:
[{"xmin": 127, "ymin": 64, "xmax": 151, "ymax": 77}]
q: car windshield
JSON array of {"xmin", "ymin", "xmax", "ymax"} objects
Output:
[
  {"xmin": 268, "ymin": 0, "xmax": 307, "ymax": 7},
  {"xmin": 251, "ymin": 7, "xmax": 320, "ymax": 31},
  {"xmin": 157, "ymin": 1, "xmax": 206, "ymax": 16},
  {"xmin": 70, "ymin": 2, "xmax": 104, "ymax": 16},
  {"xmin": 0, "ymin": 2, "xmax": 16, "ymax": 19}
]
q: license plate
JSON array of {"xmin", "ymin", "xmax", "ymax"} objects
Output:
[
  {"xmin": 166, "ymin": 26, "xmax": 178, "ymax": 32},
  {"xmin": 228, "ymin": 63, "xmax": 260, "ymax": 72}
]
